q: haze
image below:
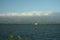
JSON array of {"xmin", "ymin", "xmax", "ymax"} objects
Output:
[{"xmin": 0, "ymin": 0, "xmax": 60, "ymax": 24}]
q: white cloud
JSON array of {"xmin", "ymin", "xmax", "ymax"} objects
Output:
[{"xmin": 0, "ymin": 11, "xmax": 52, "ymax": 16}]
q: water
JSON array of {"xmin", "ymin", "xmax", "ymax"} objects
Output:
[{"xmin": 0, "ymin": 24, "xmax": 60, "ymax": 40}]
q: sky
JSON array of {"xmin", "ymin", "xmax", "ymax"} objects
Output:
[
  {"xmin": 0, "ymin": 0, "xmax": 60, "ymax": 13},
  {"xmin": 0, "ymin": 0, "xmax": 60, "ymax": 24}
]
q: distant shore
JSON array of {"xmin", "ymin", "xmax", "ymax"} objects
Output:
[{"xmin": 0, "ymin": 23, "xmax": 60, "ymax": 25}]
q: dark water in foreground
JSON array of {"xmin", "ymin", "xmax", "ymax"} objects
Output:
[{"xmin": 0, "ymin": 24, "xmax": 60, "ymax": 40}]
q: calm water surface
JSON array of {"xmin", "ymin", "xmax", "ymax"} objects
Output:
[{"xmin": 0, "ymin": 24, "xmax": 60, "ymax": 40}]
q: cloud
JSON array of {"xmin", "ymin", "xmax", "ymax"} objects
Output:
[{"xmin": 0, "ymin": 11, "xmax": 52, "ymax": 16}]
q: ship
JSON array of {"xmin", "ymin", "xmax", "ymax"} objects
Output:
[{"xmin": 34, "ymin": 22, "xmax": 38, "ymax": 25}]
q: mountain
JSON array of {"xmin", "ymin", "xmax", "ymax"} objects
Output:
[{"xmin": 0, "ymin": 12, "xmax": 60, "ymax": 24}]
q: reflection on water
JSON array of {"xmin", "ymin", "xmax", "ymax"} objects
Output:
[{"xmin": 0, "ymin": 24, "xmax": 60, "ymax": 40}]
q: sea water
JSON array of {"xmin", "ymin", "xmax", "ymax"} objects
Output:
[{"xmin": 0, "ymin": 24, "xmax": 60, "ymax": 40}]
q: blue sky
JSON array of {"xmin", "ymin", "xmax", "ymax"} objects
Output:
[
  {"xmin": 0, "ymin": 0, "xmax": 60, "ymax": 13},
  {"xmin": 0, "ymin": 0, "xmax": 60, "ymax": 24}
]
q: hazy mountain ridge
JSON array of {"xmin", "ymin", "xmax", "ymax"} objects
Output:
[{"xmin": 0, "ymin": 14, "xmax": 60, "ymax": 24}]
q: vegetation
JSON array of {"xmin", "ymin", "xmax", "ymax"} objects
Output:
[{"xmin": 7, "ymin": 32, "xmax": 30, "ymax": 40}]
